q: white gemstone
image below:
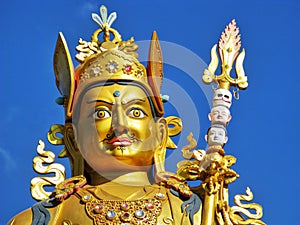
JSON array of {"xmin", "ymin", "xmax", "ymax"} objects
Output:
[
  {"xmin": 83, "ymin": 195, "xmax": 91, "ymax": 200},
  {"xmin": 135, "ymin": 209, "xmax": 145, "ymax": 218},
  {"xmin": 107, "ymin": 211, "xmax": 116, "ymax": 219},
  {"xmin": 93, "ymin": 67, "xmax": 101, "ymax": 74},
  {"xmin": 156, "ymin": 193, "xmax": 165, "ymax": 198},
  {"xmin": 109, "ymin": 63, "xmax": 117, "ymax": 70}
]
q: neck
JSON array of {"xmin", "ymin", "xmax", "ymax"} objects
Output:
[
  {"xmin": 88, "ymin": 172, "xmax": 153, "ymax": 200},
  {"xmin": 88, "ymin": 170, "xmax": 152, "ymax": 186},
  {"xmin": 109, "ymin": 171, "xmax": 151, "ymax": 186}
]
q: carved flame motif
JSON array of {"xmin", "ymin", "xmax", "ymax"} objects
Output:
[
  {"xmin": 218, "ymin": 19, "xmax": 241, "ymax": 68},
  {"xmin": 31, "ymin": 140, "xmax": 66, "ymax": 201},
  {"xmin": 202, "ymin": 19, "xmax": 248, "ymax": 90}
]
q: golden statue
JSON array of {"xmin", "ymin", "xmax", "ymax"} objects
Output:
[{"xmin": 7, "ymin": 5, "xmax": 265, "ymax": 225}]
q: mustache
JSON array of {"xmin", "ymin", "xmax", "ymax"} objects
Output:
[{"xmin": 99, "ymin": 132, "xmax": 141, "ymax": 143}]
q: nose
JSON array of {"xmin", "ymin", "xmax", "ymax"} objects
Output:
[{"xmin": 111, "ymin": 103, "xmax": 129, "ymax": 135}]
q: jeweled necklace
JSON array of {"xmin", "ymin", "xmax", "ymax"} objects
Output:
[{"xmin": 78, "ymin": 186, "xmax": 167, "ymax": 225}]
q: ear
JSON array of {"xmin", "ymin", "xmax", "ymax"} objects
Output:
[
  {"xmin": 156, "ymin": 118, "xmax": 167, "ymax": 148},
  {"xmin": 224, "ymin": 136, "xmax": 228, "ymax": 144},
  {"xmin": 208, "ymin": 112, "xmax": 212, "ymax": 121},
  {"xmin": 154, "ymin": 118, "xmax": 168, "ymax": 182},
  {"xmin": 227, "ymin": 114, "xmax": 232, "ymax": 122},
  {"xmin": 205, "ymin": 134, "xmax": 208, "ymax": 142}
]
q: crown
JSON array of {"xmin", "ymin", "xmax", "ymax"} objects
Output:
[{"xmin": 54, "ymin": 5, "xmax": 164, "ymax": 119}]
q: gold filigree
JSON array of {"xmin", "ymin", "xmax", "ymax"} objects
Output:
[
  {"xmin": 85, "ymin": 197, "xmax": 162, "ymax": 225},
  {"xmin": 75, "ymin": 38, "xmax": 99, "ymax": 63},
  {"xmin": 118, "ymin": 38, "xmax": 139, "ymax": 58},
  {"xmin": 31, "ymin": 140, "xmax": 66, "ymax": 201},
  {"xmin": 202, "ymin": 19, "xmax": 248, "ymax": 90},
  {"xmin": 201, "ymin": 154, "xmax": 239, "ymax": 195},
  {"xmin": 54, "ymin": 175, "xmax": 87, "ymax": 201}
]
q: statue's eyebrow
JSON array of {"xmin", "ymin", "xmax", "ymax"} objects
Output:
[
  {"xmin": 121, "ymin": 99, "xmax": 145, "ymax": 105},
  {"xmin": 86, "ymin": 99, "xmax": 114, "ymax": 105}
]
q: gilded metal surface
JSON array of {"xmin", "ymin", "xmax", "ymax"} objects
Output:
[
  {"xmin": 62, "ymin": 123, "xmax": 85, "ymax": 176},
  {"xmin": 229, "ymin": 187, "xmax": 265, "ymax": 225},
  {"xmin": 53, "ymin": 32, "xmax": 75, "ymax": 118},
  {"xmin": 48, "ymin": 124, "xmax": 65, "ymax": 145},
  {"xmin": 165, "ymin": 116, "xmax": 182, "ymax": 149},
  {"xmin": 85, "ymin": 198, "xmax": 162, "ymax": 224},
  {"xmin": 202, "ymin": 20, "xmax": 248, "ymax": 90},
  {"xmin": 31, "ymin": 140, "xmax": 66, "ymax": 201}
]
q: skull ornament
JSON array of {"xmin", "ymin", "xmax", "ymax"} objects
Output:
[{"xmin": 213, "ymin": 89, "xmax": 232, "ymax": 108}]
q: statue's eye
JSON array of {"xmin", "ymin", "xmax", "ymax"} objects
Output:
[
  {"xmin": 93, "ymin": 109, "xmax": 111, "ymax": 119},
  {"xmin": 128, "ymin": 108, "xmax": 147, "ymax": 118}
]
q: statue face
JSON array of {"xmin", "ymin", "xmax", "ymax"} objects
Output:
[
  {"xmin": 209, "ymin": 106, "xmax": 231, "ymax": 125},
  {"xmin": 73, "ymin": 83, "xmax": 166, "ymax": 174},
  {"xmin": 206, "ymin": 127, "xmax": 228, "ymax": 146}
]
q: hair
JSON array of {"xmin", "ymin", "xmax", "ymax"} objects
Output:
[{"xmin": 206, "ymin": 124, "xmax": 227, "ymax": 136}]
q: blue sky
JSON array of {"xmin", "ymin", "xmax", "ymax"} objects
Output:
[{"xmin": 1, "ymin": 0, "xmax": 300, "ymax": 224}]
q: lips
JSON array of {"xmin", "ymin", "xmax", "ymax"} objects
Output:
[{"xmin": 107, "ymin": 137, "xmax": 133, "ymax": 146}]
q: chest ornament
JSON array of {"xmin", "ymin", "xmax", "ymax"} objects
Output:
[{"xmin": 83, "ymin": 195, "xmax": 163, "ymax": 225}]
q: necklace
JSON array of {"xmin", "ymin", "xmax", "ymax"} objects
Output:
[{"xmin": 78, "ymin": 185, "xmax": 167, "ymax": 225}]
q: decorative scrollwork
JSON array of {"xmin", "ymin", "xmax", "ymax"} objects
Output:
[
  {"xmin": 163, "ymin": 217, "xmax": 175, "ymax": 224},
  {"xmin": 216, "ymin": 186, "xmax": 265, "ymax": 225},
  {"xmin": 229, "ymin": 187, "xmax": 265, "ymax": 225},
  {"xmin": 47, "ymin": 124, "xmax": 65, "ymax": 145},
  {"xmin": 165, "ymin": 116, "xmax": 182, "ymax": 149},
  {"xmin": 31, "ymin": 140, "xmax": 66, "ymax": 201},
  {"xmin": 75, "ymin": 38, "xmax": 100, "ymax": 63}
]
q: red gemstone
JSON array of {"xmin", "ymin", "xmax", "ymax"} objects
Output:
[
  {"xmin": 94, "ymin": 205, "xmax": 103, "ymax": 214},
  {"xmin": 123, "ymin": 212, "xmax": 130, "ymax": 218},
  {"xmin": 146, "ymin": 203, "xmax": 154, "ymax": 210},
  {"xmin": 125, "ymin": 65, "xmax": 132, "ymax": 73},
  {"xmin": 121, "ymin": 203, "xmax": 129, "ymax": 210}
]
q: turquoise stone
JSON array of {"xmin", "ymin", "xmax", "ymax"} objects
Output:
[{"xmin": 113, "ymin": 90, "xmax": 120, "ymax": 97}]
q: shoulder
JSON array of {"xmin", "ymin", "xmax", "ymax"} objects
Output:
[
  {"xmin": 7, "ymin": 208, "xmax": 32, "ymax": 225},
  {"xmin": 7, "ymin": 194, "xmax": 88, "ymax": 225}
]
